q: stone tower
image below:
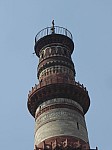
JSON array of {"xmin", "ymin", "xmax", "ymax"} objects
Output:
[{"xmin": 27, "ymin": 22, "xmax": 97, "ymax": 150}]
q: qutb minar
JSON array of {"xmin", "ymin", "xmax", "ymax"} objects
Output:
[{"xmin": 27, "ymin": 21, "xmax": 98, "ymax": 150}]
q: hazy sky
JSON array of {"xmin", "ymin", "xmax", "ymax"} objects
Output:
[{"xmin": 0, "ymin": 1, "xmax": 112, "ymax": 150}]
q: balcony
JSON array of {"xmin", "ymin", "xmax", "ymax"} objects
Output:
[{"xmin": 35, "ymin": 26, "xmax": 73, "ymax": 43}]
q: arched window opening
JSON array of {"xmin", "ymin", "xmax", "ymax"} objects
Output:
[{"xmin": 41, "ymin": 52, "xmax": 44, "ymax": 58}]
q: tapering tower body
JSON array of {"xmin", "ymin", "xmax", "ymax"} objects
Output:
[{"xmin": 28, "ymin": 23, "xmax": 91, "ymax": 150}]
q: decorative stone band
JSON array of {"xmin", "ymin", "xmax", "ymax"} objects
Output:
[
  {"xmin": 37, "ymin": 57, "xmax": 75, "ymax": 78},
  {"xmin": 35, "ymin": 104, "xmax": 84, "ymax": 120},
  {"xmin": 39, "ymin": 45, "xmax": 71, "ymax": 62},
  {"xmin": 36, "ymin": 98, "xmax": 83, "ymax": 113},
  {"xmin": 34, "ymin": 107, "xmax": 89, "ymax": 146},
  {"xmin": 34, "ymin": 137, "xmax": 90, "ymax": 150},
  {"xmin": 35, "ymin": 98, "xmax": 84, "ymax": 119},
  {"xmin": 38, "ymin": 65, "xmax": 74, "ymax": 81}
]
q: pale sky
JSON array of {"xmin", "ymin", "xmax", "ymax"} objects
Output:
[{"xmin": 0, "ymin": 1, "xmax": 112, "ymax": 150}]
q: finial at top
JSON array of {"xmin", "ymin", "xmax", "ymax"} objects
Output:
[
  {"xmin": 52, "ymin": 20, "xmax": 54, "ymax": 26},
  {"xmin": 51, "ymin": 20, "xmax": 55, "ymax": 34}
]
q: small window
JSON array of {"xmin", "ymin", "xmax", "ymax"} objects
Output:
[{"xmin": 77, "ymin": 122, "xmax": 79, "ymax": 130}]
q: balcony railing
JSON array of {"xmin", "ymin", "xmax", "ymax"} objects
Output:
[
  {"xmin": 28, "ymin": 79, "xmax": 88, "ymax": 98},
  {"xmin": 35, "ymin": 26, "xmax": 73, "ymax": 43}
]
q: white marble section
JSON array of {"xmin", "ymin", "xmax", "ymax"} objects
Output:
[{"xmin": 34, "ymin": 99, "xmax": 89, "ymax": 146}]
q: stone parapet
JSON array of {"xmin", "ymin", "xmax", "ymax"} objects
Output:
[{"xmin": 28, "ymin": 81, "xmax": 88, "ymax": 98}]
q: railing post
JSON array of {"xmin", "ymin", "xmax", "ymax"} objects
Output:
[
  {"xmin": 47, "ymin": 27, "xmax": 48, "ymax": 35},
  {"xmin": 65, "ymin": 28, "xmax": 67, "ymax": 36}
]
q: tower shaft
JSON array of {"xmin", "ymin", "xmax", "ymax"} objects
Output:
[{"xmin": 28, "ymin": 25, "xmax": 92, "ymax": 150}]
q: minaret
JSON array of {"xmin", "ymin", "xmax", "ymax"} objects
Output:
[{"xmin": 27, "ymin": 22, "xmax": 97, "ymax": 150}]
